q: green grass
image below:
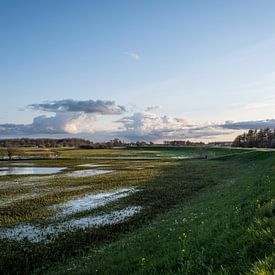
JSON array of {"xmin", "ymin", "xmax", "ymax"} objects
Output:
[
  {"xmin": 0, "ymin": 148, "xmax": 274, "ymax": 274},
  {"xmin": 45, "ymin": 151, "xmax": 275, "ymax": 275},
  {"xmin": 127, "ymin": 145, "xmax": 253, "ymax": 158}
]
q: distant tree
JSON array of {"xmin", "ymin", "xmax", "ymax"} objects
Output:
[
  {"xmin": 16, "ymin": 148, "xmax": 23, "ymax": 160},
  {"xmin": 6, "ymin": 147, "xmax": 15, "ymax": 160},
  {"xmin": 0, "ymin": 149, "xmax": 6, "ymax": 160},
  {"xmin": 136, "ymin": 141, "xmax": 147, "ymax": 146},
  {"xmin": 271, "ymin": 137, "xmax": 275, "ymax": 148}
]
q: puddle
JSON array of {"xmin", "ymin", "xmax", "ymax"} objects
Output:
[
  {"xmin": 0, "ymin": 206, "xmax": 142, "ymax": 243},
  {"xmin": 51, "ymin": 188, "xmax": 137, "ymax": 218},
  {"xmin": 0, "ymin": 167, "xmax": 64, "ymax": 176},
  {"xmin": 67, "ymin": 206, "xmax": 142, "ymax": 228},
  {"xmin": 86, "ymin": 157, "xmax": 157, "ymax": 159},
  {"xmin": 126, "ymin": 167, "xmax": 144, "ymax": 170},
  {"xmin": 171, "ymin": 156, "xmax": 193, "ymax": 159},
  {"xmin": 66, "ymin": 169, "xmax": 113, "ymax": 177},
  {"xmin": 0, "ymin": 185, "xmax": 97, "ymax": 208},
  {"xmin": 77, "ymin": 164, "xmax": 111, "ymax": 167}
]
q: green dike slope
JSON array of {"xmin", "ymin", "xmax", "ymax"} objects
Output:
[{"xmin": 44, "ymin": 150, "xmax": 275, "ymax": 275}]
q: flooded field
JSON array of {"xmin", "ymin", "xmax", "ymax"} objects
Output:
[
  {"xmin": 1, "ymin": 146, "xmax": 257, "ymax": 274},
  {"xmin": 0, "ymin": 149, "xmax": 174, "ymax": 248},
  {"xmin": 66, "ymin": 169, "xmax": 114, "ymax": 177},
  {"xmin": 50, "ymin": 187, "xmax": 137, "ymax": 218},
  {"xmin": 77, "ymin": 163, "xmax": 111, "ymax": 167},
  {"xmin": 0, "ymin": 206, "xmax": 142, "ymax": 243},
  {"xmin": 0, "ymin": 167, "xmax": 64, "ymax": 176}
]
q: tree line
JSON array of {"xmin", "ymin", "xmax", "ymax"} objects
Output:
[
  {"xmin": 0, "ymin": 138, "xmax": 93, "ymax": 148},
  {"xmin": 164, "ymin": 140, "xmax": 206, "ymax": 146},
  {"xmin": 232, "ymin": 128, "xmax": 275, "ymax": 148},
  {"xmin": 0, "ymin": 138, "xmax": 153, "ymax": 149}
]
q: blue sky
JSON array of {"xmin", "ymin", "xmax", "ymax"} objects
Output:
[{"xmin": 1, "ymin": 0, "xmax": 275, "ymax": 142}]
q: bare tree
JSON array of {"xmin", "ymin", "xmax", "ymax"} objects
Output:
[
  {"xmin": 0, "ymin": 149, "xmax": 6, "ymax": 160},
  {"xmin": 6, "ymin": 147, "xmax": 15, "ymax": 160}
]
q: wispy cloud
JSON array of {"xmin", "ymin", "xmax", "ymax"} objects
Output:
[
  {"xmin": 124, "ymin": 52, "xmax": 140, "ymax": 61},
  {"xmin": 145, "ymin": 105, "xmax": 162, "ymax": 112}
]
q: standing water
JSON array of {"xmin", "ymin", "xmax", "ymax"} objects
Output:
[{"xmin": 0, "ymin": 167, "xmax": 64, "ymax": 176}]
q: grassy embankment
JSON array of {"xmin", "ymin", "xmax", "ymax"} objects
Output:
[{"xmin": 45, "ymin": 149, "xmax": 275, "ymax": 275}]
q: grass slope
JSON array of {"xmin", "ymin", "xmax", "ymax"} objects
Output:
[{"xmin": 44, "ymin": 151, "xmax": 275, "ymax": 275}]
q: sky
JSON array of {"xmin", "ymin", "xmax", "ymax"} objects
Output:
[{"xmin": 0, "ymin": 0, "xmax": 275, "ymax": 142}]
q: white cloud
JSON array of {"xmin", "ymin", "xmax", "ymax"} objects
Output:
[
  {"xmin": 1, "ymin": 109, "xmax": 233, "ymax": 142},
  {"xmin": 116, "ymin": 111, "xmax": 233, "ymax": 142},
  {"xmin": 0, "ymin": 99, "xmax": 124, "ymax": 136},
  {"xmin": 0, "ymin": 113, "xmax": 118, "ymax": 136}
]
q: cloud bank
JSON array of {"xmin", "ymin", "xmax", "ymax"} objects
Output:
[
  {"xmin": 220, "ymin": 119, "xmax": 275, "ymax": 130},
  {"xmin": 0, "ymin": 99, "xmax": 125, "ymax": 137},
  {"xmin": 1, "ymin": 99, "xmax": 275, "ymax": 142},
  {"xmin": 0, "ymin": 113, "xmax": 101, "ymax": 135},
  {"xmin": 116, "ymin": 112, "xmax": 232, "ymax": 141}
]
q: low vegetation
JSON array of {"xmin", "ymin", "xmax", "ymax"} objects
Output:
[{"xmin": 0, "ymin": 147, "xmax": 274, "ymax": 274}]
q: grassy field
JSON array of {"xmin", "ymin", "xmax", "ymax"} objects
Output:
[{"xmin": 0, "ymin": 147, "xmax": 274, "ymax": 274}]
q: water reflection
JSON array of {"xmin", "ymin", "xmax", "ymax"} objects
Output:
[{"xmin": 0, "ymin": 167, "xmax": 64, "ymax": 176}]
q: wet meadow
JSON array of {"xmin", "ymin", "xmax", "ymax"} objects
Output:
[{"xmin": 0, "ymin": 147, "xmax": 274, "ymax": 274}]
